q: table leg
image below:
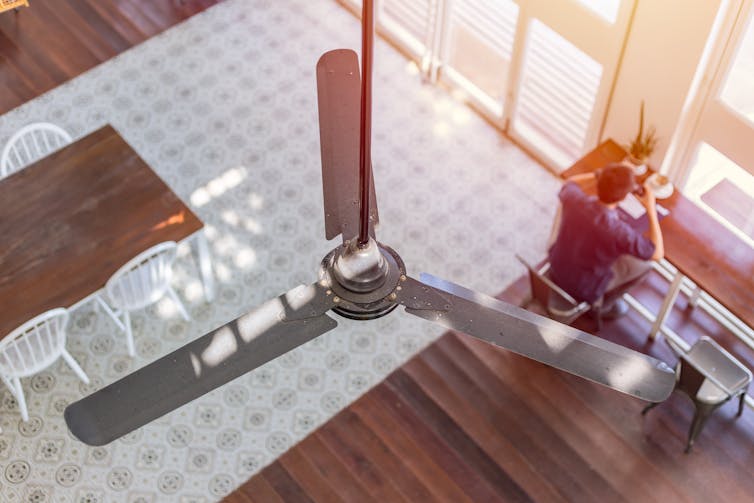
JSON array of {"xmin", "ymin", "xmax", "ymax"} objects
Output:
[
  {"xmin": 193, "ymin": 230, "xmax": 215, "ymax": 302},
  {"xmin": 649, "ymin": 272, "xmax": 683, "ymax": 340}
]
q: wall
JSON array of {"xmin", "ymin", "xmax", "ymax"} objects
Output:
[{"xmin": 601, "ymin": 0, "xmax": 723, "ymax": 167}]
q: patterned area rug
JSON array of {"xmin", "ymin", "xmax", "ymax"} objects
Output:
[{"xmin": 0, "ymin": 0, "xmax": 560, "ymax": 501}]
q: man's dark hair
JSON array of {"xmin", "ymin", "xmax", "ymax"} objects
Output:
[{"xmin": 597, "ymin": 163, "xmax": 637, "ymax": 204}]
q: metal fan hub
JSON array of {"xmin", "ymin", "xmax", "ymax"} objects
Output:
[
  {"xmin": 331, "ymin": 238, "xmax": 388, "ymax": 292},
  {"xmin": 320, "ymin": 239, "xmax": 405, "ymax": 320}
]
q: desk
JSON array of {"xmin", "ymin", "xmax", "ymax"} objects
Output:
[
  {"xmin": 0, "ymin": 125, "xmax": 213, "ymax": 337},
  {"xmin": 563, "ymin": 139, "xmax": 754, "ymax": 332}
]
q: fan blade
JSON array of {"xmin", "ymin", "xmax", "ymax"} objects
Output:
[
  {"xmin": 397, "ymin": 273, "xmax": 675, "ymax": 402},
  {"xmin": 316, "ymin": 49, "xmax": 379, "ymax": 242},
  {"xmin": 65, "ymin": 283, "xmax": 338, "ymax": 446}
]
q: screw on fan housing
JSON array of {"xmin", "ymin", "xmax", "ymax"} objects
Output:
[{"xmin": 319, "ymin": 238, "xmax": 405, "ymax": 320}]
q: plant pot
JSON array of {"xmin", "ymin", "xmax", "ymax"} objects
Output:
[{"xmin": 624, "ymin": 155, "xmax": 647, "ymax": 176}]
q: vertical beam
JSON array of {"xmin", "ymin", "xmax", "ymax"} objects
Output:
[{"xmin": 649, "ymin": 272, "xmax": 683, "ymax": 340}]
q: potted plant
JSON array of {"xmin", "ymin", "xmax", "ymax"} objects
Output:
[{"xmin": 626, "ymin": 100, "xmax": 658, "ymax": 174}]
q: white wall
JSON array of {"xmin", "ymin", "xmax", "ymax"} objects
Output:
[{"xmin": 601, "ymin": 0, "xmax": 723, "ymax": 167}]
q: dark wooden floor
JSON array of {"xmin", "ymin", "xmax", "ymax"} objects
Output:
[
  {"xmin": 0, "ymin": 0, "xmax": 222, "ymax": 115},
  {"xmin": 227, "ymin": 272, "xmax": 754, "ymax": 502}
]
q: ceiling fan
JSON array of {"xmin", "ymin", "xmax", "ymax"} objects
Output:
[{"xmin": 65, "ymin": 0, "xmax": 674, "ymax": 446}]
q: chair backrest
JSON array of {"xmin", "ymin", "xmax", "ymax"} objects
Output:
[
  {"xmin": 676, "ymin": 357, "xmax": 709, "ymax": 399},
  {"xmin": 0, "ymin": 122, "xmax": 73, "ymax": 178},
  {"xmin": 678, "ymin": 336, "xmax": 753, "ymax": 398},
  {"xmin": 0, "ymin": 308, "xmax": 69, "ymax": 378},
  {"xmin": 516, "ymin": 254, "xmax": 590, "ymax": 323},
  {"xmin": 106, "ymin": 241, "xmax": 179, "ymax": 311}
]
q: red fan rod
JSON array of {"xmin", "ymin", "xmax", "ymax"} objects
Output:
[{"xmin": 357, "ymin": 0, "xmax": 374, "ymax": 247}]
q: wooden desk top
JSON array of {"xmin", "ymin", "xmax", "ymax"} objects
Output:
[
  {"xmin": 0, "ymin": 125, "xmax": 203, "ymax": 337},
  {"xmin": 562, "ymin": 139, "xmax": 754, "ymax": 328}
]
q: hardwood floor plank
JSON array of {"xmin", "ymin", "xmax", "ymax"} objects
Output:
[
  {"xmin": 387, "ymin": 368, "xmax": 532, "ymax": 502},
  {"xmin": 404, "ymin": 348, "xmax": 568, "ymax": 501},
  {"xmin": 295, "ymin": 434, "xmax": 377, "ymax": 503},
  {"xmin": 277, "ymin": 447, "xmax": 346, "ymax": 503},
  {"xmin": 261, "ymin": 463, "xmax": 315, "ymax": 503},
  {"xmin": 137, "ymin": 0, "xmax": 190, "ymax": 29},
  {"xmin": 370, "ymin": 383, "xmax": 505, "ymax": 502},
  {"xmin": 0, "ymin": 55, "xmax": 34, "ymax": 112},
  {"xmin": 351, "ymin": 395, "xmax": 476, "ymax": 503},
  {"xmin": 39, "ymin": 0, "xmax": 114, "ymax": 62},
  {"xmin": 0, "ymin": 12, "xmax": 71, "ymax": 87},
  {"xmin": 59, "ymin": 0, "xmax": 131, "ymax": 55},
  {"xmin": 110, "ymin": 0, "xmax": 163, "ymax": 38},
  {"xmin": 18, "ymin": 0, "xmax": 102, "ymax": 76},
  {"xmin": 322, "ymin": 409, "xmax": 437, "ymax": 502},
  {"xmin": 85, "ymin": 0, "xmax": 150, "ymax": 45},
  {"xmin": 231, "ymin": 474, "xmax": 284, "ymax": 503},
  {"xmin": 0, "ymin": 30, "xmax": 57, "ymax": 98},
  {"xmin": 315, "ymin": 420, "xmax": 412, "ymax": 503},
  {"xmin": 420, "ymin": 339, "xmax": 601, "ymax": 503}
]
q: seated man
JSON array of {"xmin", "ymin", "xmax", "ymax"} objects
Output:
[{"xmin": 547, "ymin": 163, "xmax": 664, "ymax": 316}]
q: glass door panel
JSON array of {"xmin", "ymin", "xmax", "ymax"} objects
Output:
[
  {"xmin": 686, "ymin": 143, "xmax": 754, "ymax": 244},
  {"xmin": 720, "ymin": 11, "xmax": 754, "ymax": 123},
  {"xmin": 338, "ymin": 0, "xmax": 436, "ymax": 67},
  {"xmin": 378, "ymin": 0, "xmax": 437, "ymax": 60},
  {"xmin": 339, "ymin": 0, "xmax": 633, "ymax": 172},
  {"xmin": 677, "ymin": 2, "xmax": 754, "ymax": 248},
  {"xmin": 439, "ymin": 0, "xmax": 520, "ymax": 116},
  {"xmin": 510, "ymin": 19, "xmax": 603, "ymax": 168}
]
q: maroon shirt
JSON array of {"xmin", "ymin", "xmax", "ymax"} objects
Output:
[{"xmin": 548, "ymin": 182, "xmax": 655, "ymax": 303}]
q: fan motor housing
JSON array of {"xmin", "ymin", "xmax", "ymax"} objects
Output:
[{"xmin": 320, "ymin": 240, "xmax": 405, "ymax": 320}]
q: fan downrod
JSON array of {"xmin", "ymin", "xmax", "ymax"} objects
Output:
[{"xmin": 319, "ymin": 238, "xmax": 405, "ymax": 320}]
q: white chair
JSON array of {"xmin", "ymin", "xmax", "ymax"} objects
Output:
[
  {"xmin": 97, "ymin": 242, "xmax": 190, "ymax": 356},
  {"xmin": 0, "ymin": 308, "xmax": 89, "ymax": 422},
  {"xmin": 0, "ymin": 122, "xmax": 73, "ymax": 178}
]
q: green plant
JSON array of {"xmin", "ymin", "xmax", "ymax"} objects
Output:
[{"xmin": 628, "ymin": 101, "xmax": 658, "ymax": 162}]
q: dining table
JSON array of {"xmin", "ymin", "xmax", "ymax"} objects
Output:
[
  {"xmin": 562, "ymin": 139, "xmax": 754, "ymax": 338},
  {"xmin": 0, "ymin": 125, "xmax": 214, "ymax": 338}
]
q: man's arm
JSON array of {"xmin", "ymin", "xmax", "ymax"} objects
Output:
[{"xmin": 636, "ymin": 184, "xmax": 664, "ymax": 260}]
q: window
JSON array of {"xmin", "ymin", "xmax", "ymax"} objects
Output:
[
  {"xmin": 686, "ymin": 143, "xmax": 754, "ymax": 244},
  {"xmin": 671, "ymin": 2, "xmax": 754, "ymax": 246},
  {"xmin": 720, "ymin": 11, "xmax": 754, "ymax": 123},
  {"xmin": 440, "ymin": 0, "xmax": 519, "ymax": 116},
  {"xmin": 511, "ymin": 19, "xmax": 603, "ymax": 168},
  {"xmin": 342, "ymin": 0, "xmax": 633, "ymax": 171}
]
